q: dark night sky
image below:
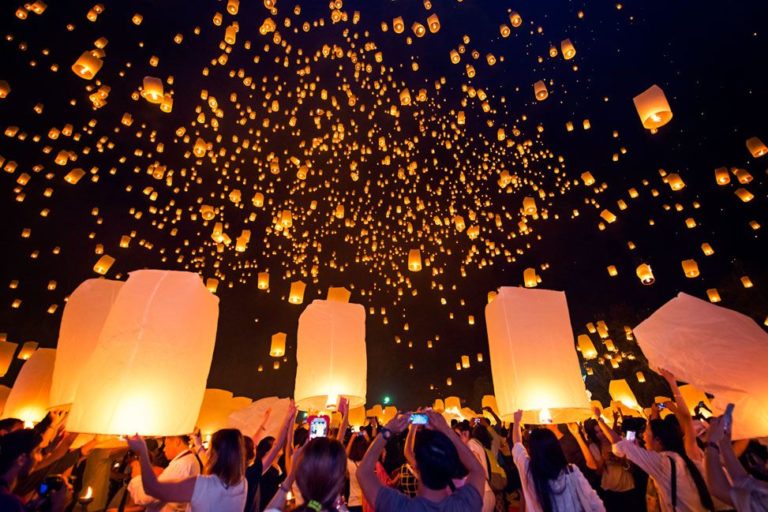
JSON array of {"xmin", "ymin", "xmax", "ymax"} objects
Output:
[{"xmin": 1, "ymin": 0, "xmax": 766, "ymax": 412}]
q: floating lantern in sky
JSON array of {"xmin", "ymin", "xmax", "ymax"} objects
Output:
[
  {"xmin": 257, "ymin": 272, "xmax": 269, "ymax": 290},
  {"xmin": 746, "ymin": 137, "xmax": 767, "ymax": 158},
  {"xmin": 666, "ymin": 173, "xmax": 685, "ymax": 191},
  {"xmin": 577, "ymin": 334, "xmax": 597, "ymax": 359},
  {"xmin": 533, "ymin": 80, "xmax": 548, "ymax": 101},
  {"xmin": 609, "ymin": 379, "xmax": 641, "ymax": 412},
  {"xmin": 636, "ymin": 263, "xmax": 655, "ymax": 285},
  {"xmin": 392, "ymin": 16, "xmax": 404, "ymax": 34},
  {"xmin": 427, "ymin": 14, "xmax": 440, "ymax": 33},
  {"xmin": 71, "ymin": 51, "xmax": 103, "ymax": 80},
  {"xmin": 0, "ymin": 340, "xmax": 18, "ymax": 377},
  {"xmin": 560, "ymin": 39, "xmax": 576, "ymax": 59},
  {"xmin": 509, "ymin": 11, "xmax": 522, "ymax": 27},
  {"xmin": 1, "ymin": 348, "xmax": 56, "ymax": 424},
  {"xmin": 17, "ymin": 341, "xmax": 38, "ymax": 360},
  {"xmin": 0, "ymin": 80, "xmax": 10, "ymax": 98},
  {"xmin": 327, "ymin": 287, "xmax": 351, "ymax": 303},
  {"xmin": 196, "ymin": 388, "xmax": 234, "ymax": 440},
  {"xmin": 485, "ymin": 287, "xmax": 592, "ymax": 424},
  {"xmin": 141, "ymin": 77, "xmax": 164, "ymax": 104},
  {"xmin": 706, "ymin": 288, "xmax": 721, "ymax": 303},
  {"xmin": 49, "ymin": 279, "xmax": 123, "ymax": 407},
  {"xmin": 66, "ymin": 270, "xmax": 218, "ymax": 436},
  {"xmin": 633, "ymin": 84, "xmax": 673, "ymax": 129},
  {"xmin": 408, "ymin": 249, "xmax": 422, "ymax": 272},
  {"xmin": 714, "ymin": 167, "xmax": 730, "ymax": 185},
  {"xmin": 93, "ymin": 255, "xmax": 115, "ymax": 275},
  {"xmin": 270, "ymin": 332, "xmax": 286, "ymax": 357},
  {"xmin": 681, "ymin": 259, "xmax": 700, "ymax": 278},
  {"xmin": 289, "ymin": 280, "xmax": 306, "ymax": 304},
  {"xmin": 294, "ymin": 300, "xmax": 367, "ymax": 410},
  {"xmin": 523, "ymin": 268, "xmax": 538, "ymax": 288}
]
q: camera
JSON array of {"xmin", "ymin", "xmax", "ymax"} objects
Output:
[{"xmin": 38, "ymin": 475, "xmax": 65, "ymax": 498}]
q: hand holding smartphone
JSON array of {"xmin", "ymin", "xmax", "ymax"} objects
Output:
[{"xmin": 409, "ymin": 412, "xmax": 429, "ymax": 425}]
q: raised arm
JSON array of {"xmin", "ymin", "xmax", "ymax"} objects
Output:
[
  {"xmin": 262, "ymin": 401, "xmax": 298, "ymax": 473},
  {"xmin": 337, "ymin": 397, "xmax": 349, "ymax": 443},
  {"xmin": 483, "ymin": 406, "xmax": 503, "ymax": 426},
  {"xmin": 593, "ymin": 407, "xmax": 622, "ymax": 444},
  {"xmin": 264, "ymin": 444, "xmax": 303, "ymax": 512},
  {"xmin": 567, "ymin": 423, "xmax": 598, "ymax": 471},
  {"xmin": 253, "ymin": 407, "xmax": 272, "ymax": 444},
  {"xmin": 126, "ymin": 435, "xmax": 197, "ymax": 503},
  {"xmin": 358, "ymin": 414, "xmax": 409, "ymax": 507},
  {"xmin": 427, "ymin": 410, "xmax": 486, "ymax": 497},
  {"xmin": 704, "ymin": 416, "xmax": 735, "ymax": 506},
  {"xmin": 512, "ymin": 409, "xmax": 523, "ymax": 446},
  {"xmin": 659, "ymin": 368, "xmax": 699, "ymax": 461}
]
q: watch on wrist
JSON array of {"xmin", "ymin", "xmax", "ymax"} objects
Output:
[{"xmin": 380, "ymin": 427, "xmax": 392, "ymax": 440}]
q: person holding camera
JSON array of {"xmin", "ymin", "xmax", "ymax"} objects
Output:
[{"xmin": 0, "ymin": 428, "xmax": 71, "ymax": 512}]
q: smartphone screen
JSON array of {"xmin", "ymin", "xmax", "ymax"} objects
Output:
[
  {"xmin": 657, "ymin": 403, "xmax": 666, "ymax": 410},
  {"xmin": 723, "ymin": 403, "xmax": 735, "ymax": 432},
  {"xmin": 409, "ymin": 413, "xmax": 428, "ymax": 425},
  {"xmin": 308, "ymin": 416, "xmax": 328, "ymax": 439},
  {"xmin": 626, "ymin": 431, "xmax": 636, "ymax": 442}
]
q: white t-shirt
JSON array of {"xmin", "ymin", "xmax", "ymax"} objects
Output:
[
  {"xmin": 128, "ymin": 450, "xmax": 201, "ymax": 512},
  {"xmin": 190, "ymin": 475, "xmax": 247, "ymax": 512},
  {"xmin": 347, "ymin": 459, "xmax": 363, "ymax": 506}
]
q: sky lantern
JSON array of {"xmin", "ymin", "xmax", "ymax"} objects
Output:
[
  {"xmin": 1, "ymin": 340, "xmax": 18, "ymax": 377},
  {"xmin": 633, "ymin": 84, "xmax": 673, "ymax": 129},
  {"xmin": 226, "ymin": 0, "xmax": 239, "ymax": 15},
  {"xmin": 485, "ymin": 287, "xmax": 592, "ymax": 424},
  {"xmin": 523, "ymin": 268, "xmax": 538, "ymax": 288},
  {"xmin": 608, "ymin": 379, "xmax": 641, "ymax": 412},
  {"xmin": 289, "ymin": 280, "xmax": 306, "ymax": 304},
  {"xmin": 681, "ymin": 259, "xmax": 700, "ymax": 278},
  {"xmin": 141, "ymin": 77, "xmax": 164, "ymax": 104},
  {"xmin": 408, "ymin": 249, "xmax": 422, "ymax": 271},
  {"xmin": 449, "ymin": 49, "xmax": 460, "ymax": 64},
  {"xmin": 270, "ymin": 332, "xmax": 286, "ymax": 357},
  {"xmin": 257, "ymin": 272, "xmax": 269, "ymax": 290},
  {"xmin": 461, "ymin": 355, "xmax": 470, "ymax": 368},
  {"xmin": 509, "ymin": 11, "xmax": 522, "ymax": 27},
  {"xmin": 411, "ymin": 22, "xmax": 426, "ymax": 38},
  {"xmin": 327, "ymin": 287, "xmax": 351, "ymax": 302},
  {"xmin": 93, "ymin": 255, "xmax": 115, "ymax": 275},
  {"xmin": 71, "ymin": 51, "xmax": 103, "ymax": 80},
  {"xmin": 17, "ymin": 341, "xmax": 38, "ymax": 360},
  {"xmin": 533, "ymin": 80, "xmax": 548, "ymax": 101},
  {"xmin": 49, "ymin": 279, "xmax": 123, "ymax": 407},
  {"xmin": 0, "ymin": 80, "xmax": 10, "ymax": 98},
  {"xmin": 666, "ymin": 173, "xmax": 685, "ymax": 190},
  {"xmin": 714, "ymin": 167, "xmax": 730, "ymax": 185},
  {"xmin": 66, "ymin": 270, "xmax": 218, "ymax": 436},
  {"xmin": 746, "ymin": 136, "xmax": 767, "ymax": 158},
  {"xmin": 636, "ymin": 263, "xmax": 655, "ymax": 285},
  {"xmin": 392, "ymin": 16, "xmax": 405, "ymax": 34},
  {"xmin": 560, "ymin": 38, "xmax": 576, "ymax": 59},
  {"xmin": 196, "ymin": 388, "xmax": 234, "ymax": 440},
  {"xmin": 294, "ymin": 300, "xmax": 367, "ymax": 410},
  {"xmin": 1, "ymin": 348, "xmax": 56, "ymax": 425},
  {"xmin": 427, "ymin": 14, "xmax": 440, "ymax": 33},
  {"xmin": 706, "ymin": 288, "xmax": 722, "ymax": 303},
  {"xmin": 580, "ymin": 171, "xmax": 595, "ymax": 186},
  {"xmin": 577, "ymin": 334, "xmax": 597, "ymax": 359},
  {"xmin": 522, "ymin": 196, "xmax": 537, "ymax": 215},
  {"xmin": 734, "ymin": 188, "xmax": 754, "ymax": 202}
]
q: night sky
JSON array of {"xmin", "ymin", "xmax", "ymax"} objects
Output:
[{"xmin": 1, "ymin": 0, "xmax": 766, "ymax": 412}]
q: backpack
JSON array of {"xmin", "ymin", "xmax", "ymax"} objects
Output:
[{"xmin": 484, "ymin": 447, "xmax": 508, "ymax": 491}]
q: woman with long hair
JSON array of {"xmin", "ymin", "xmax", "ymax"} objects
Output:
[
  {"xmin": 511, "ymin": 410, "xmax": 605, "ymax": 512},
  {"xmin": 263, "ymin": 437, "xmax": 348, "ymax": 512},
  {"xmin": 127, "ymin": 428, "xmax": 247, "ymax": 512}
]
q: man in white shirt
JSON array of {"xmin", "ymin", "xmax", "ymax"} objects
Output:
[{"xmin": 128, "ymin": 435, "xmax": 201, "ymax": 512}]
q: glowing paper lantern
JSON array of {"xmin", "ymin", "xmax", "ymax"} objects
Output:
[
  {"xmin": 746, "ymin": 137, "xmax": 767, "ymax": 158},
  {"xmin": 294, "ymin": 300, "xmax": 367, "ymax": 410},
  {"xmin": 681, "ymin": 259, "xmax": 700, "ymax": 278},
  {"xmin": 523, "ymin": 268, "xmax": 538, "ymax": 288},
  {"xmin": 17, "ymin": 341, "xmax": 38, "ymax": 360},
  {"xmin": 560, "ymin": 38, "xmax": 576, "ymax": 59},
  {"xmin": 577, "ymin": 334, "xmax": 597, "ymax": 359},
  {"xmin": 666, "ymin": 173, "xmax": 685, "ymax": 191},
  {"xmin": 485, "ymin": 287, "xmax": 592, "ymax": 424},
  {"xmin": 408, "ymin": 249, "xmax": 422, "ymax": 271},
  {"xmin": 2, "ymin": 348, "xmax": 56, "ymax": 424},
  {"xmin": 714, "ymin": 167, "xmax": 730, "ymax": 185},
  {"xmin": 533, "ymin": 80, "xmax": 548, "ymax": 101},
  {"xmin": 327, "ymin": 287, "xmax": 351, "ymax": 302},
  {"xmin": 392, "ymin": 16, "xmax": 404, "ymax": 34},
  {"xmin": 49, "ymin": 279, "xmax": 123, "ymax": 407},
  {"xmin": 197, "ymin": 388, "xmax": 234, "ymax": 439},
  {"xmin": 0, "ymin": 341, "xmax": 18, "ymax": 377},
  {"xmin": 227, "ymin": 397, "xmax": 291, "ymax": 438},
  {"xmin": 634, "ymin": 293, "xmax": 768, "ymax": 439},
  {"xmin": 66, "ymin": 270, "xmax": 218, "ymax": 436},
  {"xmin": 270, "ymin": 332, "xmax": 286, "ymax": 357},
  {"xmin": 71, "ymin": 51, "xmax": 103, "ymax": 80},
  {"xmin": 93, "ymin": 255, "xmax": 115, "ymax": 275},
  {"xmin": 426, "ymin": 14, "xmax": 440, "ymax": 33},
  {"xmin": 289, "ymin": 280, "xmax": 306, "ymax": 304},
  {"xmin": 636, "ymin": 263, "xmax": 654, "ymax": 285},
  {"xmin": 633, "ymin": 85, "xmax": 673, "ymax": 129},
  {"xmin": 141, "ymin": 77, "xmax": 164, "ymax": 104},
  {"xmin": 0, "ymin": 385, "xmax": 9, "ymax": 416},
  {"xmin": 609, "ymin": 379, "xmax": 641, "ymax": 412},
  {"xmin": 257, "ymin": 272, "xmax": 269, "ymax": 290},
  {"xmin": 348, "ymin": 406, "xmax": 366, "ymax": 427}
]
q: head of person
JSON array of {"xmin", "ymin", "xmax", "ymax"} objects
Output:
[
  {"xmin": 256, "ymin": 436, "xmax": 275, "ymax": 461},
  {"xmin": 243, "ymin": 436, "xmax": 255, "ymax": 464},
  {"xmin": 452, "ymin": 420, "xmax": 471, "ymax": 444},
  {"xmin": 528, "ymin": 428, "xmax": 569, "ymax": 512},
  {"xmin": 472, "ymin": 423, "xmax": 493, "ymax": 450},
  {"xmin": 294, "ymin": 427, "xmax": 308, "ymax": 448},
  {"xmin": 413, "ymin": 429, "xmax": 462, "ymax": 491},
  {"xmin": 348, "ymin": 434, "xmax": 369, "ymax": 463},
  {"xmin": 0, "ymin": 429, "xmax": 43, "ymax": 483},
  {"xmin": 583, "ymin": 418, "xmax": 605, "ymax": 446},
  {"xmin": 162, "ymin": 435, "xmax": 190, "ymax": 461},
  {"xmin": 0, "ymin": 418, "xmax": 24, "ymax": 437},
  {"xmin": 205, "ymin": 429, "xmax": 245, "ymax": 487},
  {"xmin": 295, "ymin": 437, "xmax": 347, "ymax": 511}
]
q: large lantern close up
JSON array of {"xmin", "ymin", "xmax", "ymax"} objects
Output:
[{"xmin": 2, "ymin": 348, "xmax": 56, "ymax": 425}]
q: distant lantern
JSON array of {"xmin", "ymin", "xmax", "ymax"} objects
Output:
[
  {"xmin": 449, "ymin": 49, "xmax": 460, "ymax": 64},
  {"xmin": 746, "ymin": 137, "xmax": 767, "ymax": 158},
  {"xmin": 581, "ymin": 171, "xmax": 595, "ymax": 186},
  {"xmin": 0, "ymin": 341, "xmax": 18, "ymax": 377},
  {"xmin": 600, "ymin": 210, "xmax": 617, "ymax": 223},
  {"xmin": 607, "ymin": 265, "xmax": 618, "ymax": 277},
  {"xmin": 71, "ymin": 51, "xmax": 103, "ymax": 80},
  {"xmin": 714, "ymin": 167, "xmax": 730, "ymax": 185},
  {"xmin": 633, "ymin": 85, "xmax": 673, "ymax": 130},
  {"xmin": 64, "ymin": 168, "xmax": 86, "ymax": 184},
  {"xmin": 200, "ymin": 205, "xmax": 216, "ymax": 220},
  {"xmin": 509, "ymin": 11, "xmax": 522, "ymax": 27},
  {"xmin": 461, "ymin": 355, "xmax": 470, "ymax": 368},
  {"xmin": 733, "ymin": 168, "xmax": 752, "ymax": 184},
  {"xmin": 560, "ymin": 38, "xmax": 576, "ymax": 59},
  {"xmin": 226, "ymin": 0, "xmax": 239, "ymax": 15},
  {"xmin": 477, "ymin": 353, "xmax": 484, "ymax": 362},
  {"xmin": 141, "ymin": 76, "xmax": 164, "ymax": 104},
  {"xmin": 93, "ymin": 255, "xmax": 115, "ymax": 275},
  {"xmin": 427, "ymin": 14, "xmax": 440, "ymax": 33},
  {"xmin": 701, "ymin": 243, "xmax": 714, "ymax": 256},
  {"xmin": 533, "ymin": 80, "xmax": 548, "ymax": 101},
  {"xmin": 66, "ymin": 270, "xmax": 219, "ymax": 436},
  {"xmin": 205, "ymin": 278, "xmax": 219, "ymax": 293},
  {"xmin": 289, "ymin": 280, "xmax": 306, "ymax": 304},
  {"xmin": 636, "ymin": 264, "xmax": 655, "ymax": 285},
  {"xmin": 392, "ymin": 16, "xmax": 405, "ymax": 34},
  {"xmin": 522, "ymin": 196, "xmax": 537, "ymax": 215},
  {"xmin": 636, "ymin": 371, "xmax": 646, "ymax": 383},
  {"xmin": 609, "ymin": 379, "xmax": 641, "ymax": 412},
  {"xmin": 681, "ymin": 259, "xmax": 700, "ymax": 278},
  {"xmin": 327, "ymin": 287, "xmax": 351, "ymax": 303},
  {"xmin": 2, "ymin": 348, "xmax": 56, "ymax": 425},
  {"xmin": 499, "ymin": 24, "xmax": 510, "ymax": 37},
  {"xmin": 270, "ymin": 332, "xmax": 286, "ymax": 357},
  {"xmin": 523, "ymin": 268, "xmax": 538, "ymax": 288},
  {"xmin": 577, "ymin": 334, "xmax": 598, "ymax": 359},
  {"xmin": 0, "ymin": 80, "xmax": 10, "ymax": 98},
  {"xmin": 294, "ymin": 300, "xmax": 367, "ymax": 410},
  {"xmin": 399, "ymin": 88, "xmax": 412, "ymax": 105},
  {"xmin": 257, "ymin": 272, "xmax": 269, "ymax": 290},
  {"xmin": 411, "ymin": 22, "xmax": 426, "ymax": 37},
  {"xmin": 485, "ymin": 287, "xmax": 592, "ymax": 424},
  {"xmin": 408, "ymin": 249, "xmax": 422, "ymax": 272},
  {"xmin": 17, "ymin": 341, "xmax": 38, "ymax": 360},
  {"xmin": 735, "ymin": 188, "xmax": 754, "ymax": 202},
  {"xmin": 706, "ymin": 289, "xmax": 721, "ymax": 303},
  {"xmin": 49, "ymin": 279, "xmax": 123, "ymax": 407},
  {"xmin": 666, "ymin": 173, "xmax": 685, "ymax": 191}
]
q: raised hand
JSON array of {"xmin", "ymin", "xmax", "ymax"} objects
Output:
[
  {"xmin": 126, "ymin": 434, "xmax": 148, "ymax": 455},
  {"xmin": 513, "ymin": 409, "xmax": 523, "ymax": 424},
  {"xmin": 384, "ymin": 413, "xmax": 410, "ymax": 435}
]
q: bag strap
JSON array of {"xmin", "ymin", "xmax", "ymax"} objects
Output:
[{"xmin": 669, "ymin": 455, "xmax": 677, "ymax": 512}]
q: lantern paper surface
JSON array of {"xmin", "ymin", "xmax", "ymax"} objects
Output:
[
  {"xmin": 197, "ymin": 388, "xmax": 234, "ymax": 438},
  {"xmin": 50, "ymin": 279, "xmax": 123, "ymax": 407},
  {"xmin": 0, "ymin": 341, "xmax": 18, "ymax": 377},
  {"xmin": 294, "ymin": 300, "xmax": 367, "ymax": 410},
  {"xmin": 66, "ymin": 270, "xmax": 219, "ymax": 436},
  {"xmin": 227, "ymin": 397, "xmax": 290, "ymax": 438},
  {"xmin": 485, "ymin": 287, "xmax": 592, "ymax": 424},
  {"xmin": 0, "ymin": 385, "xmax": 10, "ymax": 416},
  {"xmin": 2, "ymin": 348, "xmax": 56, "ymax": 423},
  {"xmin": 634, "ymin": 293, "xmax": 768, "ymax": 439}
]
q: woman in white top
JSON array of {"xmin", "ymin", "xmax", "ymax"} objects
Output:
[
  {"xmin": 127, "ymin": 429, "xmax": 247, "ymax": 512},
  {"xmin": 511, "ymin": 410, "xmax": 606, "ymax": 512}
]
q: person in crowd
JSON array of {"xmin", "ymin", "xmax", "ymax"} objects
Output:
[
  {"xmin": 454, "ymin": 420, "xmax": 496, "ymax": 512},
  {"xmin": 0, "ymin": 428, "xmax": 71, "ymax": 512},
  {"xmin": 127, "ymin": 428, "xmax": 248, "ymax": 512},
  {"xmin": 263, "ymin": 437, "xmax": 348, "ymax": 512},
  {"xmin": 0, "ymin": 418, "xmax": 24, "ymax": 436},
  {"xmin": 346, "ymin": 434, "xmax": 369, "ymax": 512},
  {"xmin": 358, "ymin": 410, "xmax": 485, "ymax": 511},
  {"xmin": 396, "ymin": 426, "xmax": 419, "ymax": 498},
  {"xmin": 127, "ymin": 435, "xmax": 202, "ymax": 512},
  {"xmin": 583, "ymin": 418, "xmax": 638, "ymax": 511},
  {"xmin": 512, "ymin": 410, "xmax": 605, "ymax": 512},
  {"xmin": 705, "ymin": 413, "xmax": 768, "ymax": 511}
]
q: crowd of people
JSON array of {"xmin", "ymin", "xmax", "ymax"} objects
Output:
[{"xmin": 1, "ymin": 369, "xmax": 767, "ymax": 512}]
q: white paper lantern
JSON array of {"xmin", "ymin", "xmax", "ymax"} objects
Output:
[
  {"xmin": 197, "ymin": 388, "xmax": 234, "ymax": 439},
  {"xmin": 294, "ymin": 300, "xmax": 367, "ymax": 410},
  {"xmin": 66, "ymin": 270, "xmax": 219, "ymax": 436},
  {"xmin": 485, "ymin": 287, "xmax": 591, "ymax": 424},
  {"xmin": 50, "ymin": 279, "xmax": 123, "ymax": 407},
  {"xmin": 2, "ymin": 348, "xmax": 56, "ymax": 424},
  {"xmin": 634, "ymin": 293, "xmax": 768, "ymax": 439},
  {"xmin": 227, "ymin": 397, "xmax": 291, "ymax": 438},
  {"xmin": 0, "ymin": 341, "xmax": 18, "ymax": 377}
]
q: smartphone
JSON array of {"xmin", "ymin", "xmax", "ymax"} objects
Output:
[
  {"xmin": 723, "ymin": 403, "xmax": 735, "ymax": 432},
  {"xmin": 657, "ymin": 403, "xmax": 666, "ymax": 410},
  {"xmin": 472, "ymin": 418, "xmax": 481, "ymax": 425},
  {"xmin": 409, "ymin": 413, "xmax": 429, "ymax": 425},
  {"xmin": 308, "ymin": 415, "xmax": 329, "ymax": 439},
  {"xmin": 626, "ymin": 430, "xmax": 636, "ymax": 442}
]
